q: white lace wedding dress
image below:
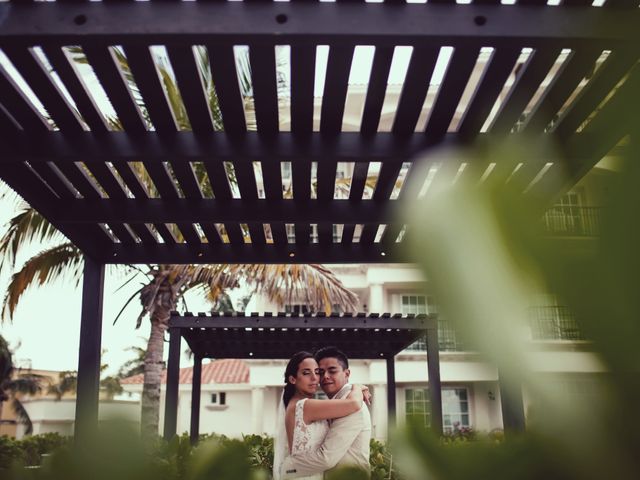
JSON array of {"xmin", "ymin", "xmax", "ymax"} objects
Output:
[{"xmin": 284, "ymin": 398, "xmax": 329, "ymax": 480}]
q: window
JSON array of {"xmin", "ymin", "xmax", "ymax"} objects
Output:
[
  {"xmin": 211, "ymin": 392, "xmax": 226, "ymax": 405},
  {"xmin": 405, "ymin": 387, "xmax": 470, "ymax": 433},
  {"xmin": 401, "ymin": 295, "xmax": 428, "ymax": 316}
]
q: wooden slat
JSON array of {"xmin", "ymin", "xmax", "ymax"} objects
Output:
[
  {"xmin": 380, "ymin": 223, "xmax": 402, "ymax": 248},
  {"xmin": 341, "ymin": 224, "xmax": 355, "ymax": 245},
  {"xmin": 224, "ymin": 222, "xmax": 246, "ymax": 245},
  {"xmin": 270, "ymin": 221, "xmax": 288, "ymax": 246},
  {"xmin": 524, "ymin": 48, "xmax": 603, "ymax": 134},
  {"xmin": 143, "ymin": 160, "xmax": 179, "ymax": 199},
  {"xmin": 176, "ymin": 222, "xmax": 201, "ymax": 245},
  {"xmin": 490, "ymin": 48, "xmax": 561, "ymax": 135},
  {"xmin": 554, "ymin": 49, "xmax": 639, "ymax": 140},
  {"xmin": 0, "ymin": 65, "xmax": 50, "ymax": 131},
  {"xmin": 205, "ymin": 161, "xmax": 233, "ymax": 200},
  {"xmin": 155, "ymin": 223, "xmax": 178, "ymax": 245},
  {"xmin": 110, "ymin": 161, "xmax": 149, "ymax": 199},
  {"xmin": 42, "ymin": 46, "xmax": 108, "ymax": 132},
  {"xmin": 55, "ymin": 162, "xmax": 102, "ymax": 200},
  {"xmin": 320, "ymin": 44, "xmax": 354, "ymax": 136},
  {"xmin": 292, "ymin": 157, "xmax": 312, "ymax": 244},
  {"xmin": 0, "ymin": 105, "xmax": 20, "ymax": 134},
  {"xmin": 392, "ymin": 46, "xmax": 440, "ymax": 135},
  {"xmin": 360, "ymin": 45, "xmax": 394, "ymax": 135},
  {"xmin": 232, "ymin": 160, "xmax": 259, "ymax": 201},
  {"xmin": 199, "ymin": 223, "xmax": 221, "ymax": 245},
  {"xmin": 349, "ymin": 162, "xmax": 370, "ymax": 201},
  {"xmin": 207, "ymin": 44, "xmax": 247, "ymax": 134},
  {"xmin": 458, "ymin": 47, "xmax": 521, "ymax": 140},
  {"xmin": 29, "ymin": 162, "xmax": 75, "ymax": 199},
  {"xmin": 82, "ymin": 45, "xmax": 147, "ymax": 132},
  {"xmin": 290, "ymin": 44, "xmax": 316, "ymax": 135},
  {"xmin": 123, "ymin": 44, "xmax": 177, "ymax": 132},
  {"xmin": 108, "ymin": 223, "xmax": 138, "ymax": 245},
  {"xmin": 83, "ymin": 162, "xmax": 126, "ymax": 199},
  {"xmin": 166, "ymin": 45, "xmax": 215, "ymax": 132},
  {"xmin": 129, "ymin": 223, "xmax": 157, "ymax": 244},
  {"xmin": 3, "ymin": 46, "xmax": 84, "ymax": 132},
  {"xmin": 249, "ymin": 43, "xmax": 279, "ymax": 135},
  {"xmin": 424, "ymin": 47, "xmax": 480, "ymax": 138},
  {"xmin": 247, "ymin": 222, "xmax": 266, "ymax": 245}
]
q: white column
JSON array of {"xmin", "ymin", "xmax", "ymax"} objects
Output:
[
  {"xmin": 369, "ymin": 283, "xmax": 384, "ymax": 312},
  {"xmin": 251, "ymin": 387, "xmax": 265, "ymax": 434},
  {"xmin": 371, "ymin": 384, "xmax": 388, "ymax": 440}
]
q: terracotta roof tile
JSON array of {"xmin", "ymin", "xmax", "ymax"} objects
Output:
[{"xmin": 120, "ymin": 359, "xmax": 249, "ymax": 385}]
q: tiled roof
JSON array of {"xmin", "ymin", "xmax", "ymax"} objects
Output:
[{"xmin": 120, "ymin": 359, "xmax": 249, "ymax": 385}]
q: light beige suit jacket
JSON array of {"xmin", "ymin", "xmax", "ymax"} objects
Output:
[{"xmin": 282, "ymin": 384, "xmax": 372, "ymax": 478}]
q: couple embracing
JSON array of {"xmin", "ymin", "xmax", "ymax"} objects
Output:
[{"xmin": 273, "ymin": 346, "xmax": 372, "ymax": 479}]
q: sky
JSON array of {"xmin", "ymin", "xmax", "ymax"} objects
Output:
[{"xmin": 0, "ymin": 192, "xmax": 216, "ymax": 376}]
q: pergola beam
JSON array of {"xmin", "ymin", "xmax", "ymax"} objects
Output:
[
  {"xmin": 104, "ymin": 243, "xmax": 409, "ymax": 265},
  {"xmin": 54, "ymin": 199, "xmax": 395, "ymax": 224},
  {"xmin": 0, "ymin": 131, "xmax": 622, "ymax": 165},
  {"xmin": 0, "ymin": 3, "xmax": 638, "ymax": 48}
]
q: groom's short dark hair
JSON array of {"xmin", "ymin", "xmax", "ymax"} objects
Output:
[{"xmin": 315, "ymin": 346, "xmax": 349, "ymax": 370}]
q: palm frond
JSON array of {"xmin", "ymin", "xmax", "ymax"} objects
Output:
[
  {"xmin": 188, "ymin": 264, "xmax": 359, "ymax": 314},
  {"xmin": 1, "ymin": 243, "xmax": 83, "ymax": 321},
  {"xmin": 8, "ymin": 374, "xmax": 44, "ymax": 397},
  {"xmin": 0, "ymin": 204, "xmax": 66, "ymax": 271},
  {"xmin": 10, "ymin": 397, "xmax": 33, "ymax": 435}
]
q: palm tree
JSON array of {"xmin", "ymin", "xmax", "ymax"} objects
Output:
[{"xmin": 0, "ymin": 335, "xmax": 44, "ymax": 435}]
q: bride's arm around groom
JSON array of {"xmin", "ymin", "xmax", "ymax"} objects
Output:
[{"xmin": 282, "ymin": 348, "xmax": 372, "ymax": 478}]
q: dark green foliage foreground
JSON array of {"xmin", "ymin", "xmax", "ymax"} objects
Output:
[{"xmin": 0, "ymin": 428, "xmax": 391, "ymax": 480}]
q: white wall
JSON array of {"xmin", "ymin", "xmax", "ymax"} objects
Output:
[{"xmin": 17, "ymin": 398, "xmax": 139, "ymax": 439}]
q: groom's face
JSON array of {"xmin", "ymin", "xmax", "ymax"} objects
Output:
[{"xmin": 318, "ymin": 357, "xmax": 350, "ymax": 398}]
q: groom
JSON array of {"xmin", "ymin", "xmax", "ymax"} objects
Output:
[{"xmin": 282, "ymin": 346, "xmax": 372, "ymax": 478}]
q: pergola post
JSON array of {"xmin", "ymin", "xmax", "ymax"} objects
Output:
[
  {"xmin": 386, "ymin": 355, "xmax": 396, "ymax": 429},
  {"xmin": 498, "ymin": 368, "xmax": 526, "ymax": 435},
  {"xmin": 163, "ymin": 327, "xmax": 181, "ymax": 440},
  {"xmin": 190, "ymin": 354, "xmax": 202, "ymax": 445},
  {"xmin": 426, "ymin": 315, "xmax": 443, "ymax": 436},
  {"xmin": 74, "ymin": 256, "xmax": 105, "ymax": 443}
]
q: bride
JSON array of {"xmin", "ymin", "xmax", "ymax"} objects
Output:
[{"xmin": 272, "ymin": 351, "xmax": 367, "ymax": 480}]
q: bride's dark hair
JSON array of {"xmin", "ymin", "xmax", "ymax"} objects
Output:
[{"xmin": 282, "ymin": 351, "xmax": 315, "ymax": 407}]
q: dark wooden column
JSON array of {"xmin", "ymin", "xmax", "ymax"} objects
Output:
[
  {"xmin": 498, "ymin": 368, "xmax": 526, "ymax": 435},
  {"xmin": 190, "ymin": 354, "xmax": 202, "ymax": 445},
  {"xmin": 425, "ymin": 315, "xmax": 443, "ymax": 436},
  {"xmin": 386, "ymin": 355, "xmax": 396, "ymax": 429},
  {"xmin": 74, "ymin": 256, "xmax": 105, "ymax": 443},
  {"xmin": 163, "ymin": 327, "xmax": 181, "ymax": 439}
]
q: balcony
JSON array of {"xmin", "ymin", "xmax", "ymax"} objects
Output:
[
  {"xmin": 529, "ymin": 305, "xmax": 585, "ymax": 341},
  {"xmin": 542, "ymin": 206, "xmax": 602, "ymax": 237}
]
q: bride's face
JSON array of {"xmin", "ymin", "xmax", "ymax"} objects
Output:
[{"xmin": 290, "ymin": 357, "xmax": 320, "ymax": 396}]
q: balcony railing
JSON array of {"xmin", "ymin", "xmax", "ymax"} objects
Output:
[
  {"xmin": 542, "ymin": 206, "xmax": 602, "ymax": 237},
  {"xmin": 529, "ymin": 306, "xmax": 585, "ymax": 341},
  {"xmin": 405, "ymin": 320, "xmax": 465, "ymax": 352}
]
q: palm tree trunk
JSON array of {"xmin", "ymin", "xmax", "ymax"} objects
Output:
[{"xmin": 141, "ymin": 310, "xmax": 170, "ymax": 438}]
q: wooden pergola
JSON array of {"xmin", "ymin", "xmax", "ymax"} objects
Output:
[
  {"xmin": 0, "ymin": 0, "xmax": 638, "ymax": 440},
  {"xmin": 168, "ymin": 311, "xmax": 433, "ymax": 442}
]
